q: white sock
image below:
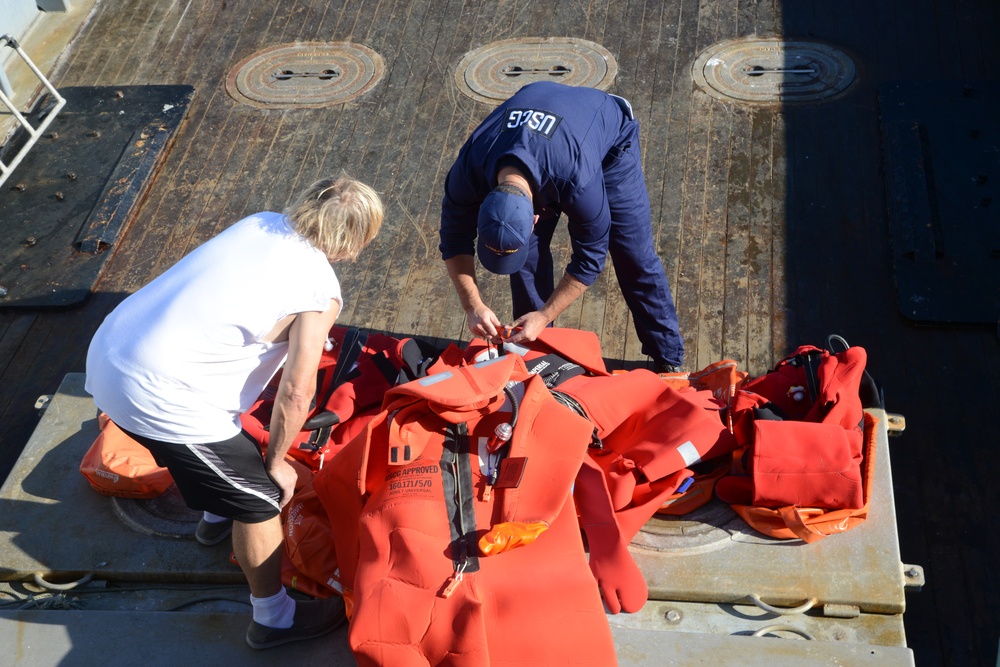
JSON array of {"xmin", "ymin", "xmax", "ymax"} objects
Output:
[
  {"xmin": 201, "ymin": 511, "xmax": 229, "ymax": 523},
  {"xmin": 250, "ymin": 589, "xmax": 295, "ymax": 629}
]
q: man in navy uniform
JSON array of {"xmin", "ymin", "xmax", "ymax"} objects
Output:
[{"xmin": 439, "ymin": 81, "xmax": 684, "ymax": 372}]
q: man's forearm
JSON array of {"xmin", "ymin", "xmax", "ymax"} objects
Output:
[
  {"xmin": 264, "ymin": 305, "xmax": 339, "ymax": 469},
  {"xmin": 445, "ymin": 254, "xmax": 483, "ymax": 313},
  {"xmin": 265, "ymin": 391, "xmax": 311, "ymax": 468},
  {"xmin": 539, "ymin": 272, "xmax": 588, "ymax": 323}
]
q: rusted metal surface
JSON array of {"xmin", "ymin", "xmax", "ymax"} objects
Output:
[{"xmin": 0, "ymin": 85, "xmax": 192, "ymax": 308}]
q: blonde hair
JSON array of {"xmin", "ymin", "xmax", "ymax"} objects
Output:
[{"xmin": 285, "ymin": 174, "xmax": 383, "ymax": 261}]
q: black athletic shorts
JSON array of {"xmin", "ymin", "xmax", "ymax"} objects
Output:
[{"xmin": 121, "ymin": 427, "xmax": 282, "ymax": 523}]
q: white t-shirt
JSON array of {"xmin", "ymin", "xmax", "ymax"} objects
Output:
[{"xmin": 85, "ymin": 212, "xmax": 341, "ymax": 443}]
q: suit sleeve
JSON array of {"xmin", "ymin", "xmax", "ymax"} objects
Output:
[{"xmin": 439, "ymin": 158, "xmax": 483, "ymax": 260}]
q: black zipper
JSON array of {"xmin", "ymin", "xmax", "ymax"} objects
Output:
[{"xmin": 441, "ymin": 423, "xmax": 480, "ymax": 575}]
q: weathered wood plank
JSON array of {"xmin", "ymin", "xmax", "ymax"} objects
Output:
[
  {"xmin": 107, "ymin": 5, "xmax": 296, "ymax": 289},
  {"xmin": 872, "ymin": 0, "xmax": 901, "ymax": 81},
  {"xmin": 57, "ymin": 0, "xmax": 135, "ymax": 85},
  {"xmin": 127, "ymin": 1, "xmax": 227, "ymax": 85},
  {"xmin": 357, "ymin": 0, "xmax": 488, "ymax": 340},
  {"xmin": 198, "ymin": 113, "xmax": 294, "ymax": 242},
  {"xmin": 694, "ymin": 101, "xmax": 731, "ymax": 368},
  {"xmin": 0, "ymin": 314, "xmax": 36, "ymax": 388},
  {"xmin": 780, "ymin": 107, "xmax": 820, "ymax": 346},
  {"xmin": 767, "ymin": 110, "xmax": 788, "ymax": 361},
  {"xmin": 654, "ymin": 0, "xmax": 699, "ymax": 369},
  {"xmin": 715, "ymin": 0, "xmax": 738, "ymax": 41},
  {"xmin": 744, "ymin": 109, "xmax": 775, "ymax": 375},
  {"xmin": 616, "ymin": 0, "xmax": 676, "ymax": 363},
  {"xmin": 673, "ymin": 90, "xmax": 711, "ymax": 368},
  {"xmin": 575, "ymin": 0, "xmax": 637, "ymax": 362},
  {"xmin": 735, "ymin": 0, "xmax": 756, "ymax": 37},
  {"xmin": 389, "ymin": 52, "xmax": 494, "ymax": 338},
  {"xmin": 720, "ymin": 105, "xmax": 751, "ymax": 367},
  {"xmin": 756, "ymin": 0, "xmax": 782, "ymax": 37},
  {"xmin": 106, "ymin": 0, "xmax": 192, "ymax": 85},
  {"xmin": 108, "ymin": 102, "xmax": 250, "ymax": 289}
]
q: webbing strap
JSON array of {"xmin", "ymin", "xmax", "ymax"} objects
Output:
[
  {"xmin": 301, "ymin": 327, "xmax": 367, "ymax": 432},
  {"xmin": 801, "ymin": 351, "xmax": 823, "ymax": 403}
]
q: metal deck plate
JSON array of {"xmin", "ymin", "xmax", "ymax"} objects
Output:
[
  {"xmin": 607, "ymin": 598, "xmax": 906, "ymax": 648},
  {"xmin": 0, "ymin": 374, "xmax": 242, "ymax": 584},
  {"xmin": 692, "ymin": 38, "xmax": 856, "ymax": 105},
  {"xmin": 0, "ymin": 604, "xmax": 912, "ymax": 666},
  {"xmin": 630, "ymin": 410, "xmax": 908, "ymax": 615},
  {"xmin": 1, "ymin": 610, "xmax": 357, "ymax": 666},
  {"xmin": 0, "ymin": 86, "xmax": 192, "ymax": 309},
  {"xmin": 0, "ymin": 376, "xmax": 913, "ymax": 664},
  {"xmin": 455, "ymin": 37, "xmax": 618, "ymax": 103},
  {"xmin": 225, "ymin": 42, "xmax": 384, "ymax": 109},
  {"xmin": 610, "ymin": 625, "xmax": 914, "ymax": 666}
]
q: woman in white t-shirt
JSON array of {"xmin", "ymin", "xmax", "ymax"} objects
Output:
[{"xmin": 86, "ymin": 174, "xmax": 382, "ymax": 650}]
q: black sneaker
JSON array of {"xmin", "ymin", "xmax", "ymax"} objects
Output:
[
  {"xmin": 195, "ymin": 517, "xmax": 233, "ymax": 546},
  {"xmin": 246, "ymin": 596, "xmax": 347, "ymax": 650},
  {"xmin": 653, "ymin": 360, "xmax": 681, "ymax": 374}
]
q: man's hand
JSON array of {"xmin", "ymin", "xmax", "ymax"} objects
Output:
[
  {"xmin": 505, "ymin": 311, "xmax": 550, "ymax": 344},
  {"xmin": 267, "ymin": 457, "xmax": 299, "ymax": 508},
  {"xmin": 505, "ymin": 272, "xmax": 589, "ymax": 344},
  {"xmin": 467, "ymin": 305, "xmax": 503, "ymax": 341},
  {"xmin": 445, "ymin": 255, "xmax": 505, "ymax": 340}
]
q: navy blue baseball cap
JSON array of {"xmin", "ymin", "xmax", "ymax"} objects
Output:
[{"xmin": 477, "ymin": 186, "xmax": 534, "ymax": 275}]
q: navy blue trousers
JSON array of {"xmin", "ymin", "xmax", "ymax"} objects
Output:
[{"xmin": 509, "ymin": 118, "xmax": 685, "ymax": 367}]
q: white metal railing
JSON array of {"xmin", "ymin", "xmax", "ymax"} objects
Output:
[{"xmin": 0, "ymin": 34, "xmax": 67, "ymax": 187}]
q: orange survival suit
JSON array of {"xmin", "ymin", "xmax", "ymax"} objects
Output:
[
  {"xmin": 464, "ymin": 329, "xmax": 738, "ymax": 539},
  {"xmin": 462, "ymin": 329, "xmax": 739, "ymax": 613},
  {"xmin": 312, "ymin": 353, "xmax": 618, "ymax": 666}
]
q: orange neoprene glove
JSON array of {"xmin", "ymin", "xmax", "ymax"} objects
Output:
[
  {"xmin": 478, "ymin": 521, "xmax": 550, "ymax": 556},
  {"xmin": 574, "ymin": 457, "xmax": 649, "ymax": 614}
]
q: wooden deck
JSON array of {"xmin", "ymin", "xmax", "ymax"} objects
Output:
[{"xmin": 1, "ymin": 1, "xmax": 998, "ymax": 665}]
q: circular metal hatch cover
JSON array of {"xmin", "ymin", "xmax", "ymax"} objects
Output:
[
  {"xmin": 112, "ymin": 484, "xmax": 201, "ymax": 539},
  {"xmin": 226, "ymin": 42, "xmax": 384, "ymax": 109},
  {"xmin": 629, "ymin": 501, "xmax": 760, "ymax": 555},
  {"xmin": 692, "ymin": 38, "xmax": 856, "ymax": 105},
  {"xmin": 456, "ymin": 37, "xmax": 618, "ymax": 103}
]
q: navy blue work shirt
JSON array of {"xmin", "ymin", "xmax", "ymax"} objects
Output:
[{"xmin": 439, "ymin": 81, "xmax": 630, "ymax": 286}]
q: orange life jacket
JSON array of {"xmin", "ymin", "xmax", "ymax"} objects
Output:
[
  {"xmin": 717, "ymin": 343, "xmax": 874, "ymax": 542},
  {"xmin": 312, "ymin": 353, "xmax": 618, "ymax": 666},
  {"xmin": 79, "ymin": 413, "xmax": 174, "ymax": 498},
  {"xmin": 242, "ymin": 326, "xmax": 425, "ymax": 471}
]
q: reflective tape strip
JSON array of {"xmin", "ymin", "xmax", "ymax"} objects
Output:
[
  {"xmin": 502, "ymin": 341, "xmax": 530, "ymax": 357},
  {"xmin": 419, "ymin": 371, "xmax": 453, "ymax": 386},
  {"xmin": 676, "ymin": 440, "xmax": 702, "ymax": 467}
]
